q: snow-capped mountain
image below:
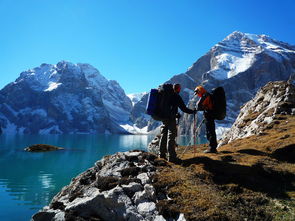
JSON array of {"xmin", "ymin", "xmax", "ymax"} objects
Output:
[
  {"xmin": 0, "ymin": 61, "xmax": 133, "ymax": 134},
  {"xmin": 208, "ymin": 32, "xmax": 295, "ymax": 80},
  {"xmin": 131, "ymin": 31, "xmax": 295, "ymax": 136}
]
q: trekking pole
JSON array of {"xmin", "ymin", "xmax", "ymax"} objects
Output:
[
  {"xmin": 176, "ymin": 116, "xmax": 179, "ymax": 151},
  {"xmin": 193, "ymin": 113, "xmax": 196, "ymax": 157},
  {"xmin": 180, "ymin": 117, "xmax": 204, "ymax": 157}
]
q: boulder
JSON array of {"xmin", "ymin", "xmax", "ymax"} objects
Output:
[{"xmin": 31, "ymin": 150, "xmax": 178, "ymax": 221}]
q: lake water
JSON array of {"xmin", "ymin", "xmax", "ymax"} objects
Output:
[{"xmin": 0, "ymin": 134, "xmax": 197, "ymax": 221}]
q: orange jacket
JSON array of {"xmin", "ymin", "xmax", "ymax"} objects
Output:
[
  {"xmin": 197, "ymin": 93, "xmax": 213, "ymax": 111},
  {"xmin": 195, "ymin": 86, "xmax": 213, "ymax": 111}
]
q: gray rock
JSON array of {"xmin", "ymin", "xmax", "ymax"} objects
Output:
[
  {"xmin": 220, "ymin": 81, "xmax": 295, "ymax": 145},
  {"xmin": 53, "ymin": 211, "xmax": 65, "ymax": 221},
  {"xmin": 122, "ymin": 182, "xmax": 143, "ymax": 195},
  {"xmin": 133, "ymin": 184, "xmax": 156, "ymax": 205},
  {"xmin": 137, "ymin": 202, "xmax": 156, "ymax": 216},
  {"xmin": 177, "ymin": 213, "xmax": 187, "ymax": 221},
  {"xmin": 148, "ymin": 133, "xmax": 161, "ymax": 155},
  {"xmin": 137, "ymin": 173, "xmax": 151, "ymax": 185}
]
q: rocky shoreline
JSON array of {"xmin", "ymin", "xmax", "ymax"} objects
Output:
[{"xmin": 32, "ymin": 150, "xmax": 184, "ymax": 221}]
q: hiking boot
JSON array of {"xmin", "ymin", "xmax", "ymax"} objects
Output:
[
  {"xmin": 159, "ymin": 154, "xmax": 167, "ymax": 160},
  {"xmin": 204, "ymin": 149, "xmax": 217, "ymax": 153},
  {"xmin": 169, "ymin": 157, "xmax": 182, "ymax": 164}
]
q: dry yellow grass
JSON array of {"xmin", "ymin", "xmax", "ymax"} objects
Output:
[{"xmin": 154, "ymin": 115, "xmax": 295, "ymax": 220}]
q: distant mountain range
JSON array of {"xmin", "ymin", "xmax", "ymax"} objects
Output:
[
  {"xmin": 0, "ymin": 61, "xmax": 134, "ymax": 134},
  {"xmin": 0, "ymin": 31, "xmax": 294, "ymax": 135}
]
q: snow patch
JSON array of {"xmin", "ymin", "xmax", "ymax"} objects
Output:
[
  {"xmin": 120, "ymin": 124, "xmax": 148, "ymax": 134},
  {"xmin": 212, "ymin": 51, "xmax": 256, "ymax": 79},
  {"xmin": 45, "ymin": 82, "xmax": 62, "ymax": 92},
  {"xmin": 127, "ymin": 92, "xmax": 147, "ymax": 106}
]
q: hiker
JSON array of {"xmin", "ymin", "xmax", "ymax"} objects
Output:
[
  {"xmin": 159, "ymin": 83, "xmax": 196, "ymax": 163},
  {"xmin": 194, "ymin": 85, "xmax": 218, "ymax": 153}
]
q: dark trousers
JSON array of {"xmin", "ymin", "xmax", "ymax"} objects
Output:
[
  {"xmin": 159, "ymin": 118, "xmax": 177, "ymax": 161},
  {"xmin": 205, "ymin": 115, "xmax": 217, "ymax": 150}
]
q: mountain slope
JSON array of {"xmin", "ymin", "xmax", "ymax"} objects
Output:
[
  {"xmin": 0, "ymin": 61, "xmax": 133, "ymax": 134},
  {"xmin": 155, "ymin": 81, "xmax": 295, "ymax": 220},
  {"xmin": 132, "ymin": 31, "xmax": 295, "ymax": 136}
]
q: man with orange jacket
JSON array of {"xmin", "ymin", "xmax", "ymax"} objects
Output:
[{"xmin": 194, "ymin": 85, "xmax": 218, "ymax": 153}]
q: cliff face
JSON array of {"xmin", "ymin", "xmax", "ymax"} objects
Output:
[{"xmin": 220, "ymin": 81, "xmax": 295, "ymax": 145}]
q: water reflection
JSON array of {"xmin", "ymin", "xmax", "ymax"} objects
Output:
[
  {"xmin": 118, "ymin": 135, "xmax": 150, "ymax": 151},
  {"xmin": 0, "ymin": 134, "xmax": 151, "ymax": 221}
]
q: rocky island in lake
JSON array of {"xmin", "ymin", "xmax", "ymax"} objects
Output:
[{"xmin": 25, "ymin": 144, "xmax": 64, "ymax": 152}]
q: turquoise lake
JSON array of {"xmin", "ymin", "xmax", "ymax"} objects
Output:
[{"xmin": 0, "ymin": 134, "xmax": 196, "ymax": 221}]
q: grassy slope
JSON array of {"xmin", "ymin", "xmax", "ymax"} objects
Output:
[{"xmin": 154, "ymin": 115, "xmax": 295, "ymax": 221}]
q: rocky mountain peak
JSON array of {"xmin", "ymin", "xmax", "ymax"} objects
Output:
[
  {"xmin": 14, "ymin": 61, "xmax": 112, "ymax": 93},
  {"xmin": 0, "ymin": 61, "xmax": 133, "ymax": 134},
  {"xmin": 219, "ymin": 31, "xmax": 295, "ymax": 52},
  {"xmin": 210, "ymin": 31, "xmax": 295, "ymax": 80},
  {"xmin": 78, "ymin": 63, "xmax": 109, "ymax": 88},
  {"xmin": 220, "ymin": 81, "xmax": 295, "ymax": 145}
]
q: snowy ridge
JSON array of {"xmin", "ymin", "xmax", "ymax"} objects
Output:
[{"xmin": 15, "ymin": 61, "xmax": 112, "ymax": 92}]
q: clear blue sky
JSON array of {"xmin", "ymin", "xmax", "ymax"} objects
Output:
[{"xmin": 1, "ymin": 0, "xmax": 294, "ymax": 94}]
